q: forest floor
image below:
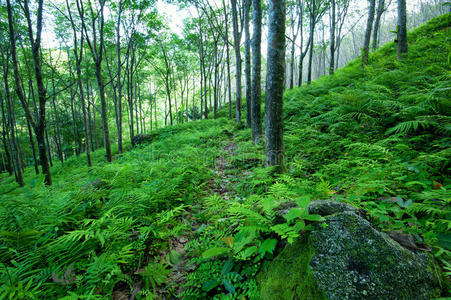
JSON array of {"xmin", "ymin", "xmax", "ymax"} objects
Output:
[{"xmin": 0, "ymin": 13, "xmax": 450, "ymax": 299}]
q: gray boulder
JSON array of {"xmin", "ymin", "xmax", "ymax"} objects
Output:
[
  {"xmin": 258, "ymin": 210, "xmax": 442, "ymax": 299},
  {"xmin": 310, "ymin": 211, "xmax": 441, "ymax": 299}
]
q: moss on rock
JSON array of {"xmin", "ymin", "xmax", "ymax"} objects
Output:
[
  {"xmin": 256, "ymin": 235, "xmax": 326, "ymax": 300},
  {"xmin": 309, "ymin": 211, "xmax": 442, "ymax": 300}
]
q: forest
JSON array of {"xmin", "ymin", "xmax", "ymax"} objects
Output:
[{"xmin": 0, "ymin": 0, "xmax": 450, "ymax": 299}]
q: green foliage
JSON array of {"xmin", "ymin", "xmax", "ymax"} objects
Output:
[{"xmin": 0, "ymin": 14, "xmax": 450, "ymax": 298}]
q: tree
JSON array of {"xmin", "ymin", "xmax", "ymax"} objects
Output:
[
  {"xmin": 307, "ymin": 0, "xmax": 328, "ymax": 84},
  {"xmin": 251, "ymin": 0, "xmax": 262, "ymax": 144},
  {"xmin": 397, "ymin": 0, "xmax": 407, "ymax": 58},
  {"xmin": 372, "ymin": 0, "xmax": 386, "ymax": 50},
  {"xmin": 6, "ymin": 0, "xmax": 52, "ymax": 185},
  {"xmin": 329, "ymin": 0, "xmax": 336, "ymax": 75},
  {"xmin": 244, "ymin": 0, "xmax": 251, "ymax": 127},
  {"xmin": 362, "ymin": 0, "xmax": 376, "ymax": 67},
  {"xmin": 76, "ymin": 0, "xmax": 112, "ymax": 162},
  {"xmin": 265, "ymin": 0, "xmax": 286, "ymax": 168},
  {"xmin": 230, "ymin": 0, "xmax": 243, "ymax": 124},
  {"xmin": 65, "ymin": 0, "xmax": 92, "ymax": 167}
]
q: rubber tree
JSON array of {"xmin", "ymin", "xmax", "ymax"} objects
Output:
[
  {"xmin": 251, "ymin": 0, "xmax": 262, "ymax": 144},
  {"xmin": 397, "ymin": 0, "xmax": 408, "ymax": 58},
  {"xmin": 265, "ymin": 0, "xmax": 286, "ymax": 169},
  {"xmin": 362, "ymin": 0, "xmax": 376, "ymax": 67}
]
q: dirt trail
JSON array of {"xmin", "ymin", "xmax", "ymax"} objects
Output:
[{"xmin": 145, "ymin": 140, "xmax": 240, "ymax": 299}]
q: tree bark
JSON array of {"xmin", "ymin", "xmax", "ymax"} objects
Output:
[
  {"xmin": 329, "ymin": 0, "xmax": 336, "ymax": 75},
  {"xmin": 223, "ymin": 0, "xmax": 233, "ymax": 120},
  {"xmin": 244, "ymin": 0, "xmax": 251, "ymax": 127},
  {"xmin": 372, "ymin": 0, "xmax": 385, "ymax": 50},
  {"xmin": 251, "ymin": 0, "xmax": 262, "ymax": 144},
  {"xmin": 397, "ymin": 0, "xmax": 408, "ymax": 58},
  {"xmin": 265, "ymin": 0, "xmax": 286, "ymax": 169},
  {"xmin": 307, "ymin": 0, "xmax": 316, "ymax": 84},
  {"xmin": 231, "ymin": 0, "xmax": 242, "ymax": 124},
  {"xmin": 362, "ymin": 0, "xmax": 376, "ymax": 67}
]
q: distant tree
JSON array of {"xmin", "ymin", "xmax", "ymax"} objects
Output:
[
  {"xmin": 397, "ymin": 0, "xmax": 407, "ymax": 58},
  {"xmin": 372, "ymin": 0, "xmax": 387, "ymax": 50},
  {"xmin": 362, "ymin": 0, "xmax": 376, "ymax": 67},
  {"xmin": 265, "ymin": 0, "xmax": 286, "ymax": 169},
  {"xmin": 307, "ymin": 0, "xmax": 328, "ymax": 84}
]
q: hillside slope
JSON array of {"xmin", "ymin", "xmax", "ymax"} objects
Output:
[{"xmin": 0, "ymin": 14, "xmax": 450, "ymax": 299}]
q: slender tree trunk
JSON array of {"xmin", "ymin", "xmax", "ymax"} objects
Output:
[
  {"xmin": 251, "ymin": 0, "xmax": 262, "ymax": 144},
  {"xmin": 329, "ymin": 0, "xmax": 336, "ymax": 75},
  {"xmin": 223, "ymin": 0, "xmax": 233, "ymax": 120},
  {"xmin": 116, "ymin": 1, "xmax": 123, "ymax": 153},
  {"xmin": 265, "ymin": 0, "xmax": 286, "ymax": 169},
  {"xmin": 362, "ymin": 0, "xmax": 376, "ymax": 67},
  {"xmin": 45, "ymin": 128, "xmax": 53, "ymax": 167},
  {"xmin": 231, "ymin": 0, "xmax": 242, "ymax": 124},
  {"xmin": 397, "ymin": 0, "xmax": 408, "ymax": 58},
  {"xmin": 372, "ymin": 0, "xmax": 385, "ymax": 50},
  {"xmin": 50, "ymin": 77, "xmax": 63, "ymax": 164},
  {"xmin": 307, "ymin": 1, "xmax": 316, "ymax": 84},
  {"xmin": 244, "ymin": 0, "xmax": 252, "ymax": 127}
]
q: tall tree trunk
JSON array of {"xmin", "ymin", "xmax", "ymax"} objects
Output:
[
  {"xmin": 77, "ymin": 0, "xmax": 112, "ymax": 162},
  {"xmin": 231, "ymin": 0, "xmax": 242, "ymax": 124},
  {"xmin": 307, "ymin": 0, "xmax": 316, "ymax": 84},
  {"xmin": 372, "ymin": 0, "xmax": 385, "ymax": 50},
  {"xmin": 251, "ymin": 0, "xmax": 262, "ymax": 144},
  {"xmin": 223, "ymin": 0, "xmax": 233, "ymax": 120},
  {"xmin": 362, "ymin": 0, "xmax": 376, "ymax": 67},
  {"xmin": 116, "ymin": 0, "xmax": 123, "ymax": 153},
  {"xmin": 397, "ymin": 0, "xmax": 408, "ymax": 58},
  {"xmin": 265, "ymin": 0, "xmax": 286, "ymax": 169},
  {"xmin": 244, "ymin": 0, "xmax": 252, "ymax": 127},
  {"xmin": 50, "ymin": 77, "xmax": 63, "ymax": 164},
  {"xmin": 329, "ymin": 0, "xmax": 336, "ymax": 75}
]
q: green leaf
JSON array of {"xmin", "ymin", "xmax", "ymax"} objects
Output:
[
  {"xmin": 221, "ymin": 259, "xmax": 234, "ymax": 275},
  {"xmin": 240, "ymin": 246, "xmax": 257, "ymax": 259},
  {"xmin": 297, "ymin": 196, "xmax": 311, "ymax": 208},
  {"xmin": 303, "ymin": 214, "xmax": 325, "ymax": 222},
  {"xmin": 202, "ymin": 247, "xmax": 231, "ymax": 259},
  {"xmin": 258, "ymin": 239, "xmax": 277, "ymax": 256},
  {"xmin": 222, "ymin": 279, "xmax": 235, "ymax": 294},
  {"xmin": 284, "ymin": 208, "xmax": 304, "ymax": 222},
  {"xmin": 202, "ymin": 280, "xmax": 219, "ymax": 292}
]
